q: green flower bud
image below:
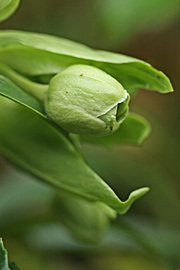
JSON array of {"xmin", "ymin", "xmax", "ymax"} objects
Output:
[{"xmin": 45, "ymin": 64, "xmax": 129, "ymax": 136}]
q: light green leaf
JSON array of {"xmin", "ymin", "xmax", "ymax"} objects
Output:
[
  {"xmin": 0, "ymin": 75, "xmax": 44, "ymax": 115},
  {"xmin": 0, "ymin": 0, "xmax": 19, "ymax": 23},
  {"xmin": 0, "ymin": 95, "xmax": 148, "ymax": 214},
  {"xmin": 81, "ymin": 113, "xmax": 151, "ymax": 147},
  {"xmin": 0, "ymin": 238, "xmax": 9, "ymax": 270},
  {"xmin": 0, "ymin": 30, "xmax": 173, "ymax": 94}
]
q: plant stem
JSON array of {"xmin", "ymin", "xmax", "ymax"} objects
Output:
[{"xmin": 0, "ymin": 62, "xmax": 48, "ymax": 102}]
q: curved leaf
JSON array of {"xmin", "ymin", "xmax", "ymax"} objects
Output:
[
  {"xmin": 0, "ymin": 94, "xmax": 149, "ymax": 214},
  {"xmin": 0, "ymin": 30, "xmax": 173, "ymax": 94},
  {"xmin": 0, "ymin": 75, "xmax": 44, "ymax": 115},
  {"xmin": 81, "ymin": 113, "xmax": 151, "ymax": 147},
  {"xmin": 0, "ymin": 238, "xmax": 9, "ymax": 270},
  {"xmin": 0, "ymin": 239, "xmax": 21, "ymax": 270},
  {"xmin": 0, "ymin": 0, "xmax": 20, "ymax": 23}
]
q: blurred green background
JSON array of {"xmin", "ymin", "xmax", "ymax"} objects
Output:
[{"xmin": 0, "ymin": 0, "xmax": 180, "ymax": 269}]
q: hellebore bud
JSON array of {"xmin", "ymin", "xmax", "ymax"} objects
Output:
[{"xmin": 45, "ymin": 64, "xmax": 129, "ymax": 136}]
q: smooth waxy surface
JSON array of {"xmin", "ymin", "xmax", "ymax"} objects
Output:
[
  {"xmin": 0, "ymin": 30, "xmax": 173, "ymax": 95},
  {"xmin": 45, "ymin": 64, "xmax": 129, "ymax": 136}
]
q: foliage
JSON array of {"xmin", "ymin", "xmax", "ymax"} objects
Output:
[
  {"xmin": 0, "ymin": 0, "xmax": 19, "ymax": 23},
  {"xmin": 0, "ymin": 31, "xmax": 173, "ymax": 216},
  {"xmin": 0, "ymin": 1, "xmax": 175, "ymax": 269},
  {"xmin": 0, "ymin": 0, "xmax": 173, "ymax": 235},
  {"xmin": 0, "ymin": 239, "xmax": 21, "ymax": 270}
]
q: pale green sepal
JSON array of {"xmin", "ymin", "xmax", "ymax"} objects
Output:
[
  {"xmin": 81, "ymin": 112, "xmax": 151, "ymax": 146},
  {"xmin": 45, "ymin": 64, "xmax": 129, "ymax": 136}
]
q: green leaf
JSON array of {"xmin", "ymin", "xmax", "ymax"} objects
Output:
[
  {"xmin": 0, "ymin": 95, "xmax": 148, "ymax": 214},
  {"xmin": 0, "ymin": 75, "xmax": 44, "ymax": 115},
  {"xmin": 0, "ymin": 30, "xmax": 173, "ymax": 94},
  {"xmin": 81, "ymin": 113, "xmax": 151, "ymax": 147},
  {"xmin": 0, "ymin": 238, "xmax": 9, "ymax": 270},
  {"xmin": 0, "ymin": 239, "xmax": 22, "ymax": 270},
  {"xmin": 0, "ymin": 0, "xmax": 20, "ymax": 23},
  {"xmin": 0, "ymin": 239, "xmax": 21, "ymax": 270}
]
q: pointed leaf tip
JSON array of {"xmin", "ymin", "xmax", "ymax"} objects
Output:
[{"xmin": 117, "ymin": 187, "xmax": 150, "ymax": 215}]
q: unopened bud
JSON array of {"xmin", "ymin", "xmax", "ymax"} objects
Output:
[{"xmin": 45, "ymin": 64, "xmax": 129, "ymax": 136}]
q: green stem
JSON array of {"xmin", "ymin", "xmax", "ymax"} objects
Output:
[{"xmin": 0, "ymin": 62, "xmax": 48, "ymax": 102}]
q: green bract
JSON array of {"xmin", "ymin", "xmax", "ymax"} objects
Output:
[
  {"xmin": 0, "ymin": 31, "xmax": 173, "ymax": 94},
  {"xmin": 45, "ymin": 64, "xmax": 129, "ymax": 136}
]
